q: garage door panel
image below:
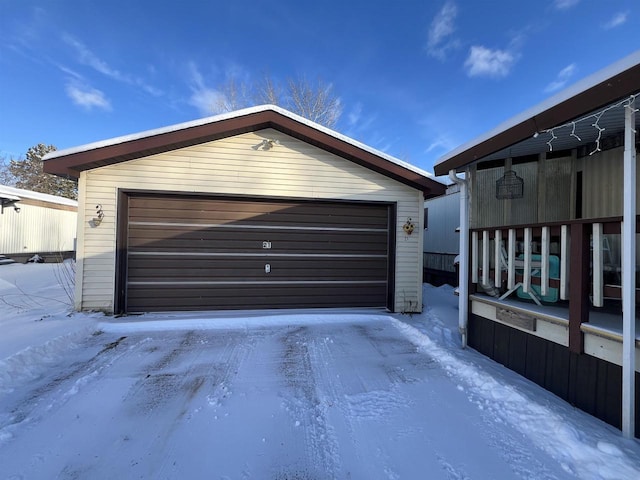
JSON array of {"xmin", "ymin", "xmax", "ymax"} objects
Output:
[
  {"xmin": 127, "ymin": 257, "xmax": 387, "ymax": 281},
  {"xmin": 126, "ymin": 284, "xmax": 388, "ymax": 311},
  {"xmin": 128, "ymin": 200, "xmax": 388, "ymax": 229},
  {"xmin": 130, "ymin": 209, "xmax": 387, "ymax": 228},
  {"xmin": 125, "ymin": 195, "xmax": 391, "ymax": 312},
  {"xmin": 129, "ymin": 197, "xmax": 388, "ymax": 220},
  {"xmin": 127, "ymin": 225, "xmax": 387, "ymax": 244},
  {"xmin": 126, "ymin": 228, "xmax": 388, "ymax": 254}
]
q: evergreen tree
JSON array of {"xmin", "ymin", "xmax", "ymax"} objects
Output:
[{"xmin": 0, "ymin": 144, "xmax": 77, "ymax": 200}]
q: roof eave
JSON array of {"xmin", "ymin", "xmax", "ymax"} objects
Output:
[
  {"xmin": 434, "ymin": 52, "xmax": 640, "ymax": 176},
  {"xmin": 43, "ymin": 107, "xmax": 445, "ymax": 197}
]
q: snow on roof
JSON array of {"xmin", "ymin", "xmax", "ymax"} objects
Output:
[
  {"xmin": 436, "ymin": 49, "xmax": 640, "ymax": 168},
  {"xmin": 0, "ymin": 185, "xmax": 77, "ymax": 207},
  {"xmin": 43, "ymin": 104, "xmax": 438, "ymax": 181}
]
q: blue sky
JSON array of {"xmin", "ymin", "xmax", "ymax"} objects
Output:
[{"xmin": 1, "ymin": 0, "xmax": 638, "ymax": 176}]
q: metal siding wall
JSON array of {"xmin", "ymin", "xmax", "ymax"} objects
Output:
[
  {"xmin": 509, "ymin": 162, "xmax": 538, "ymax": 225},
  {"xmin": 423, "ymin": 192, "xmax": 460, "ymax": 254},
  {"xmin": 582, "ymin": 147, "xmax": 624, "ymax": 219},
  {"xmin": 581, "ymin": 147, "xmax": 640, "ymax": 265},
  {"xmin": 472, "ymin": 166, "xmax": 505, "ymax": 229},
  {"xmin": 423, "ymin": 253, "xmax": 457, "ymax": 272},
  {"xmin": 543, "ymin": 156, "xmax": 572, "ymax": 222},
  {"xmin": 0, "ymin": 204, "xmax": 77, "ymax": 254}
]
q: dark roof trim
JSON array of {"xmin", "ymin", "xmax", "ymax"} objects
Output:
[
  {"xmin": 43, "ymin": 106, "xmax": 445, "ymax": 197},
  {"xmin": 434, "ymin": 50, "xmax": 640, "ymax": 176}
]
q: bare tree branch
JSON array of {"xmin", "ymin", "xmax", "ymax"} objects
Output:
[
  {"xmin": 287, "ymin": 77, "xmax": 342, "ymax": 128},
  {"xmin": 210, "ymin": 74, "xmax": 342, "ymax": 128}
]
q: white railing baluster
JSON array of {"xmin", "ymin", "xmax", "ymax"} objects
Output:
[
  {"xmin": 507, "ymin": 229, "xmax": 516, "ymax": 289},
  {"xmin": 523, "ymin": 228, "xmax": 532, "ymax": 293},
  {"xmin": 593, "ymin": 223, "xmax": 603, "ymax": 307},
  {"xmin": 472, "ymin": 231, "xmax": 478, "ymax": 284},
  {"xmin": 482, "ymin": 230, "xmax": 490, "ymax": 286},
  {"xmin": 541, "ymin": 226, "xmax": 550, "ymax": 296},
  {"xmin": 560, "ymin": 225, "xmax": 569, "ymax": 300},
  {"xmin": 495, "ymin": 229, "xmax": 502, "ymax": 289}
]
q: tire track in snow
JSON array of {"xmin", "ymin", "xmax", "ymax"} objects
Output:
[
  {"xmin": 0, "ymin": 333, "xmax": 144, "ymax": 445},
  {"xmin": 278, "ymin": 326, "xmax": 342, "ymax": 479},
  {"xmin": 342, "ymin": 323, "xmax": 420, "ymax": 479},
  {"xmin": 95, "ymin": 329, "xmax": 256, "ymax": 479}
]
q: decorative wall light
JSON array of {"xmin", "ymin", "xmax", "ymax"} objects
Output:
[
  {"xmin": 91, "ymin": 204, "xmax": 105, "ymax": 227},
  {"xmin": 496, "ymin": 170, "xmax": 524, "ymax": 199},
  {"xmin": 403, "ymin": 218, "xmax": 415, "ymax": 235}
]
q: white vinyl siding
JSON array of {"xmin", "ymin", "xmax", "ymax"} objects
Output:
[
  {"xmin": 77, "ymin": 129, "xmax": 423, "ymax": 313},
  {"xmin": 0, "ymin": 202, "xmax": 77, "ymax": 255}
]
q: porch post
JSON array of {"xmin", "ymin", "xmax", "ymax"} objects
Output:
[
  {"xmin": 450, "ymin": 169, "xmax": 469, "ymax": 348},
  {"xmin": 569, "ymin": 223, "xmax": 589, "ymax": 353},
  {"xmin": 621, "ymin": 97, "xmax": 636, "ymax": 439}
]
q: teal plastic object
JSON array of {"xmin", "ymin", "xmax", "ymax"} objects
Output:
[{"xmin": 516, "ymin": 254, "xmax": 559, "ymax": 303}]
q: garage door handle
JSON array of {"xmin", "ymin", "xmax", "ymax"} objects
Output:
[{"xmin": 265, "ymin": 264, "xmax": 271, "ymax": 273}]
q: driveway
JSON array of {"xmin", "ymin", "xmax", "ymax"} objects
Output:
[{"xmin": 0, "ymin": 315, "xmax": 579, "ymax": 480}]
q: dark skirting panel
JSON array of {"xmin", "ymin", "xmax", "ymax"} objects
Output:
[{"xmin": 469, "ymin": 313, "xmax": 640, "ymax": 438}]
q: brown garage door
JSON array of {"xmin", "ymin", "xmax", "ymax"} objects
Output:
[{"xmin": 123, "ymin": 194, "xmax": 392, "ymax": 312}]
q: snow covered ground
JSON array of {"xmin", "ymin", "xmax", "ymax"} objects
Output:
[{"xmin": 1, "ymin": 263, "xmax": 640, "ymax": 479}]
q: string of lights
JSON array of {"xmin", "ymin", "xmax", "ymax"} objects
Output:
[{"xmin": 542, "ymin": 93, "xmax": 638, "ymax": 154}]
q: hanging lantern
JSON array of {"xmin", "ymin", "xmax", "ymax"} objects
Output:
[{"xmin": 496, "ymin": 170, "xmax": 524, "ymax": 199}]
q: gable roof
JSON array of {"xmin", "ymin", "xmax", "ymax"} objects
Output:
[
  {"xmin": 434, "ymin": 50, "xmax": 640, "ymax": 176},
  {"xmin": 43, "ymin": 105, "xmax": 444, "ymax": 197}
]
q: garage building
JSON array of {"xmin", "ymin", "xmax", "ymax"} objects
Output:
[{"xmin": 43, "ymin": 105, "xmax": 444, "ymax": 314}]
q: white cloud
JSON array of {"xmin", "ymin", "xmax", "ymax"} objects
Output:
[
  {"xmin": 189, "ymin": 89, "xmax": 225, "ymax": 116},
  {"xmin": 464, "ymin": 46, "xmax": 516, "ymax": 78},
  {"xmin": 62, "ymin": 34, "xmax": 162, "ymax": 96},
  {"xmin": 603, "ymin": 11, "xmax": 628, "ymax": 30},
  {"xmin": 544, "ymin": 63, "xmax": 577, "ymax": 93},
  {"xmin": 554, "ymin": 0, "xmax": 580, "ymax": 10},
  {"xmin": 65, "ymin": 82, "xmax": 111, "ymax": 111},
  {"xmin": 425, "ymin": 136, "xmax": 456, "ymax": 154},
  {"xmin": 344, "ymin": 102, "xmax": 378, "ymax": 141},
  {"xmin": 56, "ymin": 64, "xmax": 83, "ymax": 81},
  {"xmin": 427, "ymin": 1, "xmax": 460, "ymax": 60},
  {"xmin": 187, "ymin": 62, "xmax": 225, "ymax": 116},
  {"xmin": 348, "ymin": 103, "xmax": 362, "ymax": 126}
]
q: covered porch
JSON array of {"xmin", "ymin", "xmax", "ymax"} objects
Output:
[{"xmin": 435, "ymin": 51, "xmax": 640, "ymax": 438}]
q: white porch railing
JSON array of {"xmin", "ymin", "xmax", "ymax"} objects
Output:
[{"xmin": 471, "ymin": 220, "xmax": 628, "ymax": 307}]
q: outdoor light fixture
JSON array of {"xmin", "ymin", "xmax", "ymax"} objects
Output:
[
  {"xmin": 253, "ymin": 139, "xmax": 280, "ymax": 150},
  {"xmin": 496, "ymin": 170, "xmax": 524, "ymax": 200},
  {"xmin": 0, "ymin": 197, "xmax": 20, "ymax": 214}
]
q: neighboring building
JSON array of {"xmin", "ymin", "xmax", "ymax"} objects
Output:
[
  {"xmin": 0, "ymin": 185, "xmax": 77, "ymax": 262},
  {"xmin": 434, "ymin": 51, "xmax": 640, "ymax": 438},
  {"xmin": 43, "ymin": 105, "xmax": 444, "ymax": 315},
  {"xmin": 423, "ymin": 184, "xmax": 459, "ymax": 286}
]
